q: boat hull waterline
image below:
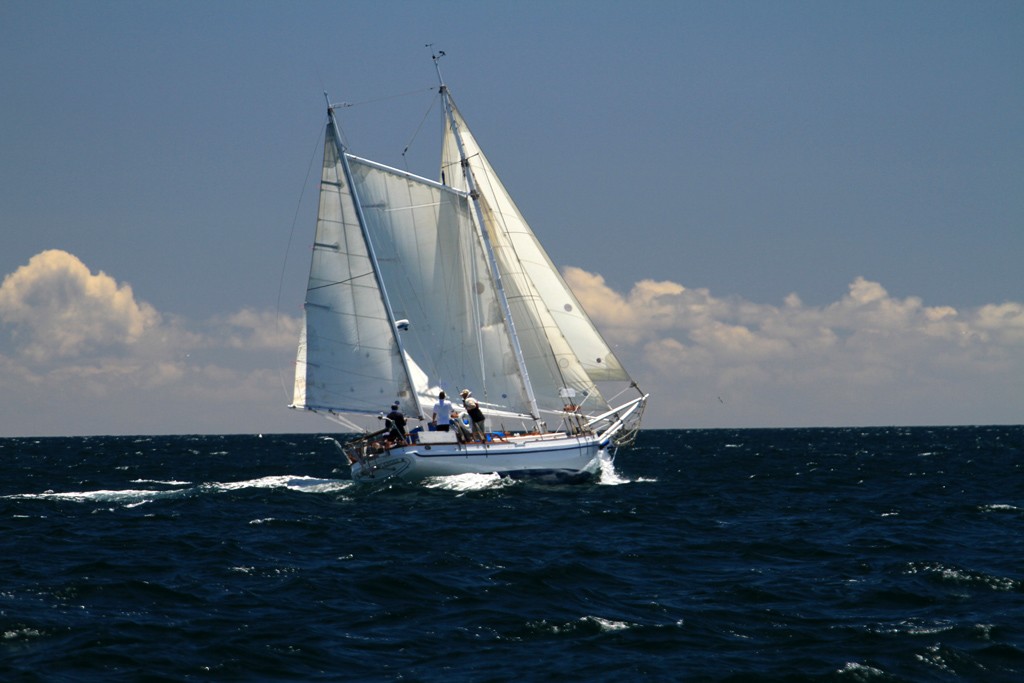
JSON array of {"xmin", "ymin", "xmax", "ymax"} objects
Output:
[{"xmin": 344, "ymin": 434, "xmax": 605, "ymax": 482}]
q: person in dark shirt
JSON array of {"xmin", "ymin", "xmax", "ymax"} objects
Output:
[
  {"xmin": 384, "ymin": 403, "xmax": 407, "ymax": 443},
  {"xmin": 460, "ymin": 389, "xmax": 486, "ymax": 441}
]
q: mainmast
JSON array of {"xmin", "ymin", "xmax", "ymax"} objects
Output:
[
  {"xmin": 322, "ymin": 93, "xmax": 425, "ymax": 420},
  {"xmin": 432, "ymin": 54, "xmax": 541, "ymax": 422}
]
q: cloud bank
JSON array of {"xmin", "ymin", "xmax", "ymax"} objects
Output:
[
  {"xmin": 0, "ymin": 250, "xmax": 301, "ymax": 435},
  {"xmin": 564, "ymin": 267, "xmax": 1023, "ymax": 427},
  {"xmin": 0, "ymin": 250, "xmax": 1020, "ymax": 435}
]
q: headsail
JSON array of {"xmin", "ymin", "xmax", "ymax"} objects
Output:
[{"xmin": 439, "ymin": 97, "xmax": 630, "ymax": 416}]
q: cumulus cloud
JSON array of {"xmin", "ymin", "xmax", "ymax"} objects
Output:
[
  {"xmin": 0, "ymin": 250, "xmax": 160, "ymax": 362},
  {"xmin": 1, "ymin": 249, "xmax": 1019, "ymax": 434},
  {"xmin": 0, "ymin": 250, "xmax": 301, "ymax": 435},
  {"xmin": 565, "ymin": 267, "xmax": 1024, "ymax": 427},
  {"xmin": 215, "ymin": 308, "xmax": 300, "ymax": 350}
]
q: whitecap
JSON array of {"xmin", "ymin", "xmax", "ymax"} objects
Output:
[
  {"xmin": 916, "ymin": 644, "xmax": 956, "ymax": 675},
  {"xmin": 3, "ymin": 628, "xmax": 42, "ymax": 640},
  {"xmin": 981, "ymin": 503, "xmax": 1020, "ymax": 512},
  {"xmin": 4, "ymin": 488, "xmax": 185, "ymax": 504},
  {"xmin": 906, "ymin": 562, "xmax": 1019, "ymax": 591},
  {"xmin": 583, "ymin": 616, "xmax": 632, "ymax": 631},
  {"xmin": 423, "ymin": 472, "xmax": 508, "ymax": 492},
  {"xmin": 204, "ymin": 475, "xmax": 351, "ymax": 494},
  {"xmin": 836, "ymin": 661, "xmax": 886, "ymax": 679}
]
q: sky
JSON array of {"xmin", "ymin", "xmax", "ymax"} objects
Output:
[{"xmin": 1, "ymin": 0, "xmax": 1021, "ymax": 436}]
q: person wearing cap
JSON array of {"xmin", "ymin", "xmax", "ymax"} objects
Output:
[
  {"xmin": 460, "ymin": 389, "xmax": 486, "ymax": 441},
  {"xmin": 384, "ymin": 402, "xmax": 407, "ymax": 443},
  {"xmin": 431, "ymin": 391, "xmax": 452, "ymax": 432}
]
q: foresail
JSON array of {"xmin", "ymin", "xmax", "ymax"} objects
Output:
[
  {"xmin": 346, "ymin": 156, "xmax": 535, "ymax": 420},
  {"xmin": 292, "ymin": 125, "xmax": 410, "ymax": 414},
  {"xmin": 441, "ymin": 100, "xmax": 630, "ymax": 415},
  {"xmin": 477, "ymin": 193, "xmax": 602, "ymax": 415}
]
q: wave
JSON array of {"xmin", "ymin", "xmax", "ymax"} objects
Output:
[
  {"xmin": 4, "ymin": 488, "xmax": 189, "ymax": 505},
  {"xmin": 201, "ymin": 475, "xmax": 352, "ymax": 494},
  {"xmin": 3, "ymin": 475, "xmax": 353, "ymax": 507},
  {"xmin": 905, "ymin": 561, "xmax": 1020, "ymax": 592},
  {"xmin": 422, "ymin": 472, "xmax": 512, "ymax": 492}
]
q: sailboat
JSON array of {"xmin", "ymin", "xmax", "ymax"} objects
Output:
[{"xmin": 290, "ymin": 62, "xmax": 648, "ymax": 482}]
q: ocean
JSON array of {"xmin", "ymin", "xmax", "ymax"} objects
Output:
[{"xmin": 2, "ymin": 427, "xmax": 1022, "ymax": 682}]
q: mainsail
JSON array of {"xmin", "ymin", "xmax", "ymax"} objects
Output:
[{"xmin": 294, "ymin": 87, "xmax": 639, "ymax": 429}]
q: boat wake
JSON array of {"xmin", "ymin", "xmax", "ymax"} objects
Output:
[
  {"xmin": 4, "ymin": 475, "xmax": 354, "ymax": 508},
  {"xmin": 204, "ymin": 475, "xmax": 352, "ymax": 494},
  {"xmin": 422, "ymin": 472, "xmax": 512, "ymax": 493}
]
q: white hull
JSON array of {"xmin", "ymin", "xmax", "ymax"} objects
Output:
[{"xmin": 347, "ymin": 432, "xmax": 605, "ymax": 483}]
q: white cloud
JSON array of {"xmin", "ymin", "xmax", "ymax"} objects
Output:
[
  {"xmin": 0, "ymin": 250, "xmax": 302, "ymax": 435},
  {"xmin": 0, "ymin": 250, "xmax": 160, "ymax": 362},
  {"xmin": 565, "ymin": 267, "xmax": 1024, "ymax": 427},
  {"xmin": 216, "ymin": 308, "xmax": 300, "ymax": 350},
  {"xmin": 1, "ymin": 250, "xmax": 1019, "ymax": 434}
]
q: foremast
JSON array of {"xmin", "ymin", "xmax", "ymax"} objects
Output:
[{"xmin": 322, "ymin": 95, "xmax": 425, "ymax": 420}]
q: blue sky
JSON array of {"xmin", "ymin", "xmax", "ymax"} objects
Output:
[{"xmin": 1, "ymin": 1, "xmax": 1021, "ymax": 436}]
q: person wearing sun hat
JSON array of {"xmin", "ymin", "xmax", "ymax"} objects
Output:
[{"xmin": 459, "ymin": 389, "xmax": 486, "ymax": 441}]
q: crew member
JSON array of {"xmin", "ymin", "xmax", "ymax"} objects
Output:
[
  {"xmin": 460, "ymin": 389, "xmax": 486, "ymax": 441},
  {"xmin": 384, "ymin": 403, "xmax": 407, "ymax": 443},
  {"xmin": 432, "ymin": 391, "xmax": 452, "ymax": 432}
]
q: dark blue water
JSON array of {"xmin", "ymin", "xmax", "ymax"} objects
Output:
[{"xmin": 2, "ymin": 427, "xmax": 1022, "ymax": 682}]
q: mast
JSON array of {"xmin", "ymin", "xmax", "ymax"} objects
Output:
[
  {"xmin": 433, "ymin": 63, "xmax": 540, "ymax": 421},
  {"xmin": 323, "ymin": 94, "xmax": 425, "ymax": 420}
]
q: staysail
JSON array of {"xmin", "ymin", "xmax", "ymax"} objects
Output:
[{"xmin": 345, "ymin": 156, "xmax": 534, "ymax": 419}]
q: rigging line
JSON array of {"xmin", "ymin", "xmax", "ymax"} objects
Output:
[
  {"xmin": 330, "ymin": 86, "xmax": 436, "ymax": 111},
  {"xmin": 307, "ymin": 271, "xmax": 374, "ymax": 291},
  {"xmin": 275, "ymin": 119, "xmax": 329, "ymax": 402},
  {"xmin": 401, "ymin": 91, "xmax": 441, "ymax": 171}
]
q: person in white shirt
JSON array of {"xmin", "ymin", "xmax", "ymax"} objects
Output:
[{"xmin": 431, "ymin": 391, "xmax": 452, "ymax": 432}]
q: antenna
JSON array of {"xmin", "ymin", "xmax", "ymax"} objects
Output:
[{"xmin": 426, "ymin": 44, "xmax": 447, "ymax": 89}]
